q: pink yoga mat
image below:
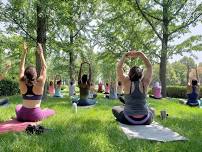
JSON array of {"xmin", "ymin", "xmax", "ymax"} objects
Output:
[{"xmin": 0, "ymin": 119, "xmax": 39, "ymax": 134}]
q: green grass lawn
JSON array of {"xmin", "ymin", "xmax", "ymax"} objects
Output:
[{"xmin": 0, "ymin": 94, "xmax": 202, "ymax": 152}]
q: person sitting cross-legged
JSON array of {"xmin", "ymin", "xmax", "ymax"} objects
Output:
[
  {"xmin": 72, "ymin": 62, "xmax": 96, "ymax": 106},
  {"xmin": 186, "ymin": 69, "xmax": 200, "ymax": 107},
  {"xmin": 53, "ymin": 80, "xmax": 62, "ymax": 97},
  {"xmin": 107, "ymin": 81, "xmax": 117, "ymax": 99},
  {"xmin": 149, "ymin": 81, "xmax": 162, "ymax": 99},
  {"xmin": 104, "ymin": 83, "xmax": 110, "ymax": 94},
  {"xmin": 112, "ymin": 51, "xmax": 153, "ymax": 125},
  {"xmin": 48, "ymin": 81, "xmax": 55, "ymax": 96},
  {"xmin": 16, "ymin": 42, "xmax": 55, "ymax": 122}
]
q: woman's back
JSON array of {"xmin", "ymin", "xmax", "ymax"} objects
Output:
[
  {"xmin": 20, "ymin": 77, "xmax": 44, "ymax": 108},
  {"xmin": 79, "ymin": 83, "xmax": 90, "ymax": 99},
  {"xmin": 187, "ymin": 86, "xmax": 199, "ymax": 100},
  {"xmin": 124, "ymin": 81, "xmax": 148, "ymax": 115}
]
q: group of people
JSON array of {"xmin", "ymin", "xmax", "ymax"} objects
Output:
[
  {"xmin": 100, "ymin": 82, "xmax": 119, "ymax": 99},
  {"xmin": 7, "ymin": 42, "xmax": 200, "ymax": 126},
  {"xmin": 48, "ymin": 77, "xmax": 63, "ymax": 98}
]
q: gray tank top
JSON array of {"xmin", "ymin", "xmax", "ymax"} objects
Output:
[{"xmin": 124, "ymin": 81, "xmax": 148, "ymax": 115}]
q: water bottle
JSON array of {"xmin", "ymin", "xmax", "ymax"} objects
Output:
[{"xmin": 72, "ymin": 103, "xmax": 77, "ymax": 113}]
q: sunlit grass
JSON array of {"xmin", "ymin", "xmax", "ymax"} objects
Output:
[{"xmin": 0, "ymin": 94, "xmax": 202, "ymax": 152}]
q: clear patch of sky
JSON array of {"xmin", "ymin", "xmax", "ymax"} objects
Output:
[
  {"xmin": 1, "ymin": 0, "xmax": 7, "ymax": 4},
  {"xmin": 169, "ymin": 23, "xmax": 202, "ymax": 64}
]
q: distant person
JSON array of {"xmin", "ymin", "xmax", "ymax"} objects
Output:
[
  {"xmin": 186, "ymin": 70, "xmax": 200, "ymax": 106},
  {"xmin": 54, "ymin": 79, "xmax": 63, "ymax": 98},
  {"xmin": 16, "ymin": 42, "xmax": 55, "ymax": 122},
  {"xmin": 69, "ymin": 80, "xmax": 75, "ymax": 97},
  {"xmin": 112, "ymin": 51, "xmax": 153, "ymax": 125},
  {"xmin": 98, "ymin": 81, "xmax": 103, "ymax": 93},
  {"xmin": 89, "ymin": 83, "xmax": 97, "ymax": 99},
  {"xmin": 149, "ymin": 82, "xmax": 162, "ymax": 99},
  {"xmin": 104, "ymin": 83, "xmax": 110, "ymax": 94},
  {"xmin": 48, "ymin": 81, "xmax": 55, "ymax": 96},
  {"xmin": 0, "ymin": 98, "xmax": 9, "ymax": 106},
  {"xmin": 109, "ymin": 81, "xmax": 117, "ymax": 99},
  {"xmin": 73, "ymin": 62, "xmax": 96, "ymax": 106}
]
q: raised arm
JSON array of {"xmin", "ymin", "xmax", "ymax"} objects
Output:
[
  {"xmin": 117, "ymin": 51, "xmax": 138, "ymax": 81},
  {"xmin": 117, "ymin": 54, "xmax": 127, "ymax": 81},
  {"xmin": 38, "ymin": 43, "xmax": 47, "ymax": 82},
  {"xmin": 136, "ymin": 51, "xmax": 152, "ymax": 86},
  {"xmin": 19, "ymin": 42, "xmax": 28, "ymax": 80}
]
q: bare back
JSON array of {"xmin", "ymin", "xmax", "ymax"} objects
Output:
[{"xmin": 19, "ymin": 78, "xmax": 45, "ymax": 108}]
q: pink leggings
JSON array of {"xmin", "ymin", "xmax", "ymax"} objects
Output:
[{"xmin": 16, "ymin": 105, "xmax": 55, "ymax": 122}]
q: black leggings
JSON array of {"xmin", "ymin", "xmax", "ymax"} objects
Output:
[
  {"xmin": 74, "ymin": 99, "xmax": 96, "ymax": 106},
  {"xmin": 118, "ymin": 96, "xmax": 125, "ymax": 104},
  {"xmin": 112, "ymin": 106, "xmax": 153, "ymax": 125},
  {"xmin": 149, "ymin": 95, "xmax": 162, "ymax": 99}
]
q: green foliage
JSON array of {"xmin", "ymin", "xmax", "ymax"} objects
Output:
[
  {"xmin": 0, "ymin": 0, "xmax": 201, "ymax": 96},
  {"xmin": 0, "ymin": 79, "xmax": 19, "ymax": 96},
  {"xmin": 166, "ymin": 86, "xmax": 188, "ymax": 98},
  {"xmin": 166, "ymin": 86, "xmax": 202, "ymax": 98},
  {"xmin": 170, "ymin": 61, "xmax": 187, "ymax": 85},
  {"xmin": 172, "ymin": 35, "xmax": 202, "ymax": 56},
  {"xmin": 94, "ymin": 0, "xmax": 157, "ymax": 62},
  {"xmin": 152, "ymin": 61, "xmax": 187, "ymax": 86},
  {"xmin": 97, "ymin": 52, "xmax": 117, "ymax": 82},
  {"xmin": 180, "ymin": 56, "xmax": 196, "ymax": 69}
]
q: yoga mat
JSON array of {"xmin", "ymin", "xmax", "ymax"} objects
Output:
[
  {"xmin": 77, "ymin": 105, "xmax": 95, "ymax": 108},
  {"xmin": 119, "ymin": 122, "xmax": 188, "ymax": 142},
  {"xmin": 0, "ymin": 98, "xmax": 9, "ymax": 107},
  {"xmin": 0, "ymin": 119, "xmax": 40, "ymax": 134}
]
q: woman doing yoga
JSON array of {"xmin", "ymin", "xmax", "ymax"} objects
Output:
[
  {"xmin": 112, "ymin": 51, "xmax": 153, "ymax": 125},
  {"xmin": 16, "ymin": 43, "xmax": 55, "ymax": 122},
  {"xmin": 75, "ymin": 62, "xmax": 96, "ymax": 106}
]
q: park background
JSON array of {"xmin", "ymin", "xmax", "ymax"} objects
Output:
[{"xmin": 0, "ymin": 0, "xmax": 202, "ymax": 152}]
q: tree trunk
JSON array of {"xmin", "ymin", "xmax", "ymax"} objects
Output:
[
  {"xmin": 186, "ymin": 66, "xmax": 190, "ymax": 84},
  {"xmin": 159, "ymin": 53, "xmax": 167, "ymax": 97},
  {"xmin": 69, "ymin": 30, "xmax": 74, "ymax": 82},
  {"xmin": 159, "ymin": 1, "xmax": 169, "ymax": 97},
  {"xmin": 36, "ymin": 1, "xmax": 47, "ymax": 100}
]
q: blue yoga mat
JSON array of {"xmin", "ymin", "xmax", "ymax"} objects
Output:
[{"xmin": 0, "ymin": 98, "xmax": 9, "ymax": 106}]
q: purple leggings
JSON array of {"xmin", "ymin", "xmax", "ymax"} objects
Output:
[{"xmin": 16, "ymin": 105, "xmax": 55, "ymax": 122}]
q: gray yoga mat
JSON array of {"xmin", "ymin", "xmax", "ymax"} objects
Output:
[{"xmin": 119, "ymin": 122, "xmax": 188, "ymax": 142}]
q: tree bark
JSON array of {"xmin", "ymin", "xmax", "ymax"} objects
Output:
[
  {"xmin": 36, "ymin": 1, "xmax": 47, "ymax": 100},
  {"xmin": 159, "ymin": 1, "xmax": 169, "ymax": 97},
  {"xmin": 69, "ymin": 30, "xmax": 74, "ymax": 82},
  {"xmin": 159, "ymin": 52, "xmax": 167, "ymax": 97}
]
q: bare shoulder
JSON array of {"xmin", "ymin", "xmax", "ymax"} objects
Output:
[
  {"xmin": 19, "ymin": 79, "xmax": 26, "ymax": 86},
  {"xmin": 124, "ymin": 76, "xmax": 130, "ymax": 82},
  {"xmin": 35, "ymin": 79, "xmax": 45, "ymax": 87},
  {"xmin": 19, "ymin": 80, "xmax": 27, "ymax": 94},
  {"xmin": 142, "ymin": 78, "xmax": 151, "ymax": 88}
]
